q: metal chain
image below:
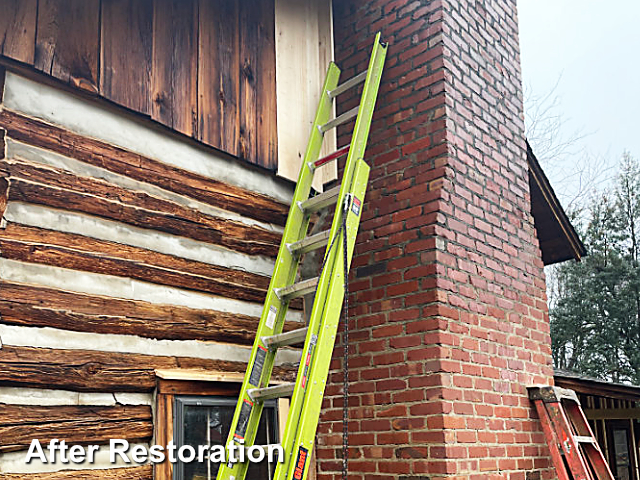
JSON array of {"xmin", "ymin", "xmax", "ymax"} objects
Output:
[{"xmin": 341, "ymin": 201, "xmax": 350, "ymax": 480}]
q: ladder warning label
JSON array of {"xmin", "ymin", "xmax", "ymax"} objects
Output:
[
  {"xmin": 234, "ymin": 400, "xmax": 253, "ymax": 441},
  {"xmin": 249, "ymin": 346, "xmax": 267, "ymax": 386},
  {"xmin": 351, "ymin": 196, "xmax": 361, "ymax": 216},
  {"xmin": 292, "ymin": 446, "xmax": 308, "ymax": 480},
  {"xmin": 266, "ymin": 306, "xmax": 277, "ymax": 329},
  {"xmin": 301, "ymin": 335, "xmax": 317, "ymax": 389}
]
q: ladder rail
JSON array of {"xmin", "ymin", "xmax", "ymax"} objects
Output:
[
  {"xmin": 276, "ymin": 160, "xmax": 370, "ymax": 480},
  {"xmin": 275, "ymin": 33, "xmax": 388, "ymax": 480},
  {"xmin": 529, "ymin": 386, "xmax": 616, "ymax": 480},
  {"xmin": 215, "ymin": 61, "xmax": 342, "ymax": 480},
  {"xmin": 216, "ymin": 33, "xmax": 387, "ymax": 480}
]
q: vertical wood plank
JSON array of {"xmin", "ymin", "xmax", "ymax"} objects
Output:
[
  {"xmin": 151, "ymin": 0, "xmax": 198, "ymax": 137},
  {"xmin": 238, "ymin": 0, "xmax": 260, "ymax": 164},
  {"xmin": 154, "ymin": 393, "xmax": 174, "ymax": 480},
  {"xmin": 101, "ymin": 0, "xmax": 153, "ymax": 115},
  {"xmin": 35, "ymin": 0, "xmax": 100, "ymax": 92},
  {"xmin": 255, "ymin": 0, "xmax": 278, "ymax": 170},
  {"xmin": 0, "ymin": 0, "xmax": 37, "ymax": 64},
  {"xmin": 198, "ymin": 0, "xmax": 239, "ymax": 157}
]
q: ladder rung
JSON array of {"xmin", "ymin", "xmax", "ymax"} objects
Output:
[
  {"xmin": 328, "ymin": 70, "xmax": 368, "ymax": 98},
  {"xmin": 288, "ymin": 230, "xmax": 331, "ymax": 255},
  {"xmin": 274, "ymin": 277, "xmax": 319, "ymax": 301},
  {"xmin": 320, "ymin": 106, "xmax": 359, "ymax": 133},
  {"xmin": 249, "ymin": 383, "xmax": 295, "ymax": 401},
  {"xmin": 243, "ymin": 444, "xmax": 282, "ymax": 453},
  {"xmin": 262, "ymin": 327, "xmax": 309, "ymax": 349},
  {"xmin": 574, "ymin": 436, "xmax": 596, "ymax": 445},
  {"xmin": 298, "ymin": 186, "xmax": 341, "ymax": 213},
  {"xmin": 312, "ymin": 144, "xmax": 351, "ymax": 169}
]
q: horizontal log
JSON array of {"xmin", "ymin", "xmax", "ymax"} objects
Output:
[
  {"xmin": 0, "ymin": 345, "xmax": 296, "ymax": 392},
  {"xmin": 0, "ymin": 404, "xmax": 152, "ymax": 452},
  {"xmin": 0, "ymin": 177, "xmax": 8, "ymax": 218},
  {"xmin": 2, "ymin": 159, "xmax": 280, "ymax": 257},
  {"xmin": 0, "ymin": 109, "xmax": 288, "ymax": 225},
  {"xmin": 0, "ymin": 280, "xmax": 301, "ymax": 344},
  {"xmin": 0, "ymin": 466, "xmax": 152, "ymax": 480},
  {"xmin": 0, "ymin": 223, "xmax": 270, "ymax": 302}
]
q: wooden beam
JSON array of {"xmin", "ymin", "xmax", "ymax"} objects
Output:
[
  {"xmin": 0, "ymin": 177, "xmax": 8, "ymax": 219},
  {"xmin": 0, "ymin": 110, "xmax": 289, "ymax": 226},
  {"xmin": 156, "ymin": 380, "xmax": 240, "ymax": 396},
  {"xmin": 555, "ymin": 376, "xmax": 640, "ymax": 402},
  {"xmin": 0, "ymin": 345, "xmax": 296, "ymax": 392},
  {"xmin": 0, "ymin": 223, "xmax": 270, "ymax": 302},
  {"xmin": 0, "ymin": 466, "xmax": 152, "ymax": 480},
  {"xmin": 584, "ymin": 408, "xmax": 640, "ymax": 420},
  {"xmin": 1, "ymin": 158, "xmax": 281, "ymax": 257},
  {"xmin": 6, "ymin": 179, "xmax": 279, "ymax": 258},
  {"xmin": 154, "ymin": 393, "xmax": 173, "ymax": 480},
  {"xmin": 0, "ymin": 280, "xmax": 300, "ymax": 345},
  {"xmin": 0, "ymin": 403, "xmax": 152, "ymax": 452}
]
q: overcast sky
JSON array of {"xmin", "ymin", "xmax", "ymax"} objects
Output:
[{"xmin": 517, "ymin": 1, "xmax": 640, "ymax": 205}]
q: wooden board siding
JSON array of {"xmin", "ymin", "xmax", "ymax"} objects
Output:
[
  {"xmin": 35, "ymin": 0, "xmax": 100, "ymax": 92},
  {"xmin": 152, "ymin": 0, "xmax": 198, "ymax": 136},
  {"xmin": 0, "ymin": 404, "xmax": 152, "ymax": 452},
  {"xmin": 0, "ymin": 0, "xmax": 37, "ymax": 64},
  {"xmin": 100, "ymin": 0, "xmax": 153, "ymax": 115},
  {"xmin": 198, "ymin": 0, "xmax": 239, "ymax": 157},
  {"xmin": 0, "ymin": 466, "xmax": 153, "ymax": 480},
  {"xmin": 0, "ymin": 0, "xmax": 278, "ymax": 170}
]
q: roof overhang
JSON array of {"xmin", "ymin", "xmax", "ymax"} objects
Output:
[{"xmin": 527, "ymin": 141, "xmax": 587, "ymax": 265}]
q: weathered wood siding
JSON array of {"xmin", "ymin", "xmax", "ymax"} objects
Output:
[
  {"xmin": 0, "ymin": 0, "xmax": 277, "ymax": 169},
  {"xmin": 0, "ymin": 69, "xmax": 299, "ymax": 476}
]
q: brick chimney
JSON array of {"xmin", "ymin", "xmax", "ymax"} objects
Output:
[{"xmin": 317, "ymin": 1, "xmax": 555, "ymax": 479}]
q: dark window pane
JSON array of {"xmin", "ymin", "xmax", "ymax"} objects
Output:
[{"xmin": 174, "ymin": 396, "xmax": 278, "ymax": 480}]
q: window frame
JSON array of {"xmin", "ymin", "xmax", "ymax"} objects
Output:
[{"xmin": 172, "ymin": 395, "xmax": 280, "ymax": 480}]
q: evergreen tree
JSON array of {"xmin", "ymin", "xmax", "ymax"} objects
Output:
[{"xmin": 551, "ymin": 153, "xmax": 640, "ymax": 384}]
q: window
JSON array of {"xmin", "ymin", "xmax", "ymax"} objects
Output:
[
  {"xmin": 173, "ymin": 396, "xmax": 279, "ymax": 480},
  {"xmin": 154, "ymin": 373, "xmax": 290, "ymax": 480}
]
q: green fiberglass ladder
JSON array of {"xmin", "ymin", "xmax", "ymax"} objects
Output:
[{"xmin": 216, "ymin": 33, "xmax": 387, "ymax": 480}]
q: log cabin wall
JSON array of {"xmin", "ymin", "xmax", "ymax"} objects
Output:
[{"xmin": 0, "ymin": 67, "xmax": 301, "ymax": 477}]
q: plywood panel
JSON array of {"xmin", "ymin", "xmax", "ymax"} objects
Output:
[
  {"xmin": 35, "ymin": 0, "xmax": 100, "ymax": 92},
  {"xmin": 0, "ymin": 0, "xmax": 37, "ymax": 64},
  {"xmin": 100, "ymin": 0, "xmax": 153, "ymax": 114},
  {"xmin": 198, "ymin": 0, "xmax": 239, "ymax": 156},
  {"xmin": 275, "ymin": 0, "xmax": 335, "ymax": 187},
  {"xmin": 152, "ymin": 0, "xmax": 198, "ymax": 136}
]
